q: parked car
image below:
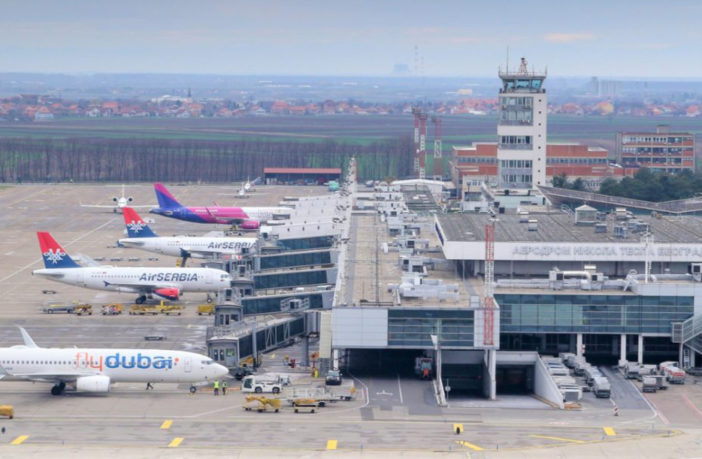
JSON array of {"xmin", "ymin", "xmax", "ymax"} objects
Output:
[{"xmin": 325, "ymin": 369, "xmax": 343, "ymax": 386}]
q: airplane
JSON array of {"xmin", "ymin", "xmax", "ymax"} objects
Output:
[
  {"xmin": 119, "ymin": 207, "xmax": 258, "ymax": 265},
  {"xmin": 150, "ymin": 183, "xmax": 290, "ymax": 230},
  {"xmin": 0, "ymin": 326, "xmax": 228, "ymax": 395},
  {"xmin": 32, "ymin": 232, "xmax": 232, "ymax": 304},
  {"xmin": 80, "ymin": 184, "xmax": 154, "ymax": 214}
]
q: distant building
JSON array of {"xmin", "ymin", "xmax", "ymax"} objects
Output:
[
  {"xmin": 615, "ymin": 125, "xmax": 695, "ymax": 173},
  {"xmin": 451, "ymin": 142, "xmax": 629, "ymax": 193},
  {"xmin": 263, "ymin": 167, "xmax": 342, "ymax": 185}
]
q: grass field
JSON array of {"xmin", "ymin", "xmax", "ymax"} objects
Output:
[{"xmin": 1, "ymin": 114, "xmax": 700, "ymax": 156}]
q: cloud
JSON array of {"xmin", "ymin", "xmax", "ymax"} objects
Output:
[{"xmin": 544, "ymin": 33, "xmax": 596, "ymax": 43}]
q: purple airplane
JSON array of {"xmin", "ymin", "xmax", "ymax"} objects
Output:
[{"xmin": 150, "ymin": 183, "xmax": 260, "ymax": 230}]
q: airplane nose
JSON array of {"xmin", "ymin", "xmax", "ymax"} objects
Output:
[{"xmin": 214, "ymin": 363, "xmax": 229, "ymax": 377}]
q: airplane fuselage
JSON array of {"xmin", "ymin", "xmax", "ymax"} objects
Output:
[
  {"xmin": 150, "ymin": 206, "xmax": 290, "ymax": 224},
  {"xmin": 32, "ymin": 266, "xmax": 231, "ymax": 294},
  {"xmin": 0, "ymin": 347, "xmax": 227, "ymax": 384},
  {"xmin": 119, "ymin": 236, "xmax": 257, "ymax": 259}
]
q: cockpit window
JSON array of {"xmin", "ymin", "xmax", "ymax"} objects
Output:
[{"xmin": 201, "ymin": 359, "xmax": 213, "ymax": 365}]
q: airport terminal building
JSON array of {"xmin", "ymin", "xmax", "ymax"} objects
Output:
[{"xmin": 434, "ymin": 207, "xmax": 702, "ymax": 369}]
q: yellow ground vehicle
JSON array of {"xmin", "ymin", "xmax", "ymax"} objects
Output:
[
  {"xmin": 101, "ymin": 303, "xmax": 123, "ymax": 315},
  {"xmin": 0, "ymin": 405, "xmax": 14, "ymax": 419},
  {"xmin": 128, "ymin": 304, "xmax": 160, "ymax": 315},
  {"xmin": 197, "ymin": 304, "xmax": 215, "ymax": 316},
  {"xmin": 159, "ymin": 304, "xmax": 183, "ymax": 316},
  {"xmin": 293, "ymin": 398, "xmax": 320, "ymax": 414},
  {"xmin": 242, "ymin": 395, "xmax": 282, "ymax": 413},
  {"xmin": 74, "ymin": 304, "xmax": 93, "ymax": 316}
]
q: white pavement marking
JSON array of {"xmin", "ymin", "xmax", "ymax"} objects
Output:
[
  {"xmin": 397, "ymin": 373, "xmax": 404, "ymax": 404},
  {"xmin": 0, "ymin": 217, "xmax": 118, "ymax": 284}
]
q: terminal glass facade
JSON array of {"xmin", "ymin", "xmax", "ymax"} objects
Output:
[
  {"xmin": 242, "ymin": 293, "xmax": 324, "ymax": 315},
  {"xmin": 496, "ymin": 294, "xmax": 694, "ymax": 334},
  {"xmin": 277, "ymin": 236, "xmax": 335, "ymax": 250},
  {"xmin": 387, "ymin": 309, "xmax": 474, "ymax": 347},
  {"xmin": 254, "ymin": 270, "xmax": 328, "ymax": 290},
  {"xmin": 259, "ymin": 251, "xmax": 331, "ymax": 270}
]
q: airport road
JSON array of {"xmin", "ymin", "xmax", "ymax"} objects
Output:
[{"xmin": 0, "ymin": 382, "xmax": 675, "ymax": 453}]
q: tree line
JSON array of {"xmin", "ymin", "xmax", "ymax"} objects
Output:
[
  {"xmin": 555, "ymin": 168, "xmax": 702, "ymax": 202},
  {"xmin": 0, "ymin": 136, "xmax": 414, "ymax": 183}
]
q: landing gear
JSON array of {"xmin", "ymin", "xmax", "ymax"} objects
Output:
[
  {"xmin": 206, "ymin": 295, "xmax": 213, "ymax": 304},
  {"xmin": 51, "ymin": 382, "xmax": 66, "ymax": 396},
  {"xmin": 189, "ymin": 386, "xmax": 197, "ymax": 394},
  {"xmin": 135, "ymin": 295, "xmax": 147, "ymax": 304}
]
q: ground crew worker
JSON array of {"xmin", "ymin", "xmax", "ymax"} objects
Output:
[
  {"xmin": 146, "ymin": 382, "xmax": 154, "ymax": 390},
  {"xmin": 222, "ymin": 380, "xmax": 227, "ymax": 396},
  {"xmin": 213, "ymin": 379, "xmax": 220, "ymax": 396}
]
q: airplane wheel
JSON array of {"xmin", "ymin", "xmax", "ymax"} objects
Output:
[
  {"xmin": 189, "ymin": 386, "xmax": 197, "ymax": 394},
  {"xmin": 136, "ymin": 296, "xmax": 146, "ymax": 304}
]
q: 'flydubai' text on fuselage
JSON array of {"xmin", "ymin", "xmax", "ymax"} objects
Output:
[
  {"xmin": 76, "ymin": 351, "xmax": 177, "ymax": 372},
  {"xmin": 138, "ymin": 272, "xmax": 198, "ymax": 282}
]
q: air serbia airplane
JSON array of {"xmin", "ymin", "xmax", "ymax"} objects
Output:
[
  {"xmin": 32, "ymin": 232, "xmax": 232, "ymax": 304},
  {"xmin": 149, "ymin": 183, "xmax": 290, "ymax": 230},
  {"xmin": 119, "ymin": 207, "xmax": 258, "ymax": 264},
  {"xmin": 0, "ymin": 327, "xmax": 228, "ymax": 395}
]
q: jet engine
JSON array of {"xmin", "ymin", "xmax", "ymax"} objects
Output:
[
  {"xmin": 154, "ymin": 287, "xmax": 180, "ymax": 301},
  {"xmin": 240, "ymin": 220, "xmax": 260, "ymax": 230},
  {"xmin": 76, "ymin": 375, "xmax": 111, "ymax": 392}
]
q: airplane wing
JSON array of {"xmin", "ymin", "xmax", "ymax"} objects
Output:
[
  {"xmin": 0, "ymin": 364, "xmax": 94, "ymax": 383},
  {"xmin": 102, "ymin": 280, "xmax": 180, "ymax": 293},
  {"xmin": 73, "ymin": 254, "xmax": 101, "ymax": 267}
]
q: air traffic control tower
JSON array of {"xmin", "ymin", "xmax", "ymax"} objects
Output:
[{"xmin": 497, "ymin": 57, "xmax": 547, "ymax": 189}]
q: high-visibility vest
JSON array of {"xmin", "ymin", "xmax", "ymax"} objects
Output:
[{"xmin": 214, "ymin": 381, "xmax": 220, "ymax": 389}]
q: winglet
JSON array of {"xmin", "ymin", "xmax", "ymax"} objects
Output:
[{"xmin": 17, "ymin": 326, "xmax": 38, "ymax": 348}]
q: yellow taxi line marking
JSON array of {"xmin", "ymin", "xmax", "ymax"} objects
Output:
[
  {"xmin": 10, "ymin": 435, "xmax": 29, "ymax": 445},
  {"xmin": 161, "ymin": 420, "xmax": 173, "ymax": 429},
  {"xmin": 456, "ymin": 440, "xmax": 484, "ymax": 451},
  {"xmin": 326, "ymin": 439, "xmax": 338, "ymax": 450},
  {"xmin": 530, "ymin": 434, "xmax": 585, "ymax": 444},
  {"xmin": 603, "ymin": 427, "xmax": 616, "ymax": 436},
  {"xmin": 168, "ymin": 437, "xmax": 184, "ymax": 448}
]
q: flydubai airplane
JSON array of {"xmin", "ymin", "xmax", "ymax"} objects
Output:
[
  {"xmin": 32, "ymin": 232, "xmax": 232, "ymax": 304},
  {"xmin": 80, "ymin": 184, "xmax": 154, "ymax": 214},
  {"xmin": 150, "ymin": 183, "xmax": 290, "ymax": 230},
  {"xmin": 0, "ymin": 327, "xmax": 228, "ymax": 395},
  {"xmin": 119, "ymin": 207, "xmax": 258, "ymax": 264}
]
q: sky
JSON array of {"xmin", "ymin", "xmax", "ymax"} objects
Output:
[{"xmin": 1, "ymin": 0, "xmax": 701, "ymax": 78}]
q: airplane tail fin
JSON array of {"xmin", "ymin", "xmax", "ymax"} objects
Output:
[
  {"xmin": 37, "ymin": 232, "xmax": 80, "ymax": 269},
  {"xmin": 154, "ymin": 183, "xmax": 182, "ymax": 210},
  {"xmin": 17, "ymin": 326, "xmax": 38, "ymax": 348},
  {"xmin": 122, "ymin": 207, "xmax": 158, "ymax": 238}
]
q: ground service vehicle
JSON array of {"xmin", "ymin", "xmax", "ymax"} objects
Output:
[
  {"xmin": 159, "ymin": 304, "xmax": 183, "ymax": 315},
  {"xmin": 74, "ymin": 304, "xmax": 93, "ymax": 315},
  {"xmin": 0, "ymin": 405, "xmax": 14, "ymax": 419},
  {"xmin": 642, "ymin": 376, "xmax": 658, "ymax": 393},
  {"xmin": 42, "ymin": 303, "xmax": 75, "ymax": 314},
  {"xmin": 101, "ymin": 303, "xmax": 123, "ymax": 315},
  {"xmin": 241, "ymin": 375, "xmax": 282, "ymax": 394},
  {"xmin": 197, "ymin": 304, "xmax": 215, "ymax": 315},
  {"xmin": 661, "ymin": 364, "xmax": 686, "ymax": 384},
  {"xmin": 129, "ymin": 304, "xmax": 161, "ymax": 315},
  {"xmin": 592, "ymin": 376, "xmax": 611, "ymax": 398},
  {"xmin": 242, "ymin": 395, "xmax": 282, "ymax": 413},
  {"xmin": 325, "ymin": 369, "xmax": 342, "ymax": 385},
  {"xmin": 293, "ymin": 398, "xmax": 320, "ymax": 413}
]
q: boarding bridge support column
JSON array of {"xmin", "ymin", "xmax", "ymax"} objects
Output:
[
  {"xmin": 576, "ymin": 333, "xmax": 584, "ymax": 358},
  {"xmin": 619, "ymin": 334, "xmax": 627, "ymax": 366},
  {"xmin": 484, "ymin": 349, "xmax": 497, "ymax": 400},
  {"xmin": 637, "ymin": 335, "xmax": 644, "ymax": 364}
]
